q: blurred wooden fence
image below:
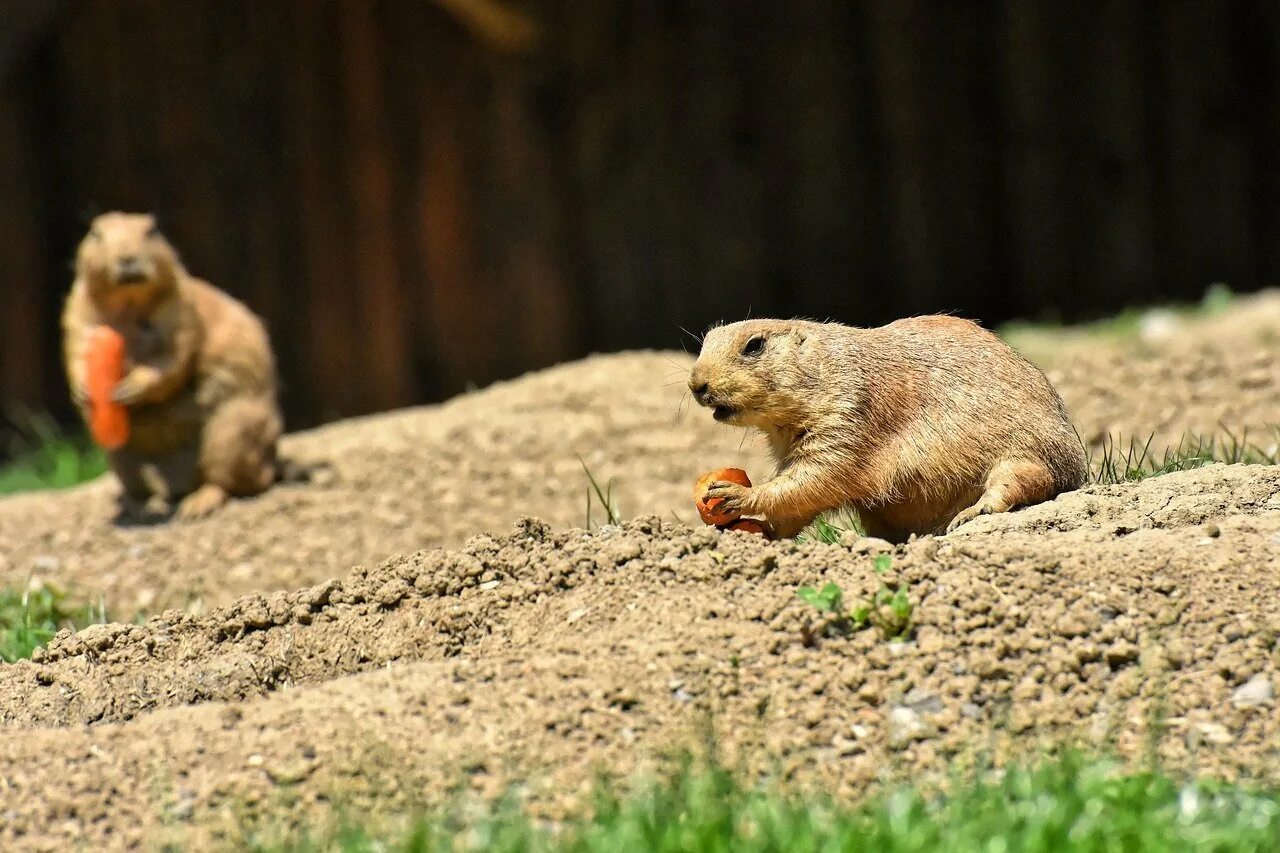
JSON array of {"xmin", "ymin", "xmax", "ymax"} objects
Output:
[{"xmin": 1, "ymin": 0, "xmax": 1277, "ymax": 429}]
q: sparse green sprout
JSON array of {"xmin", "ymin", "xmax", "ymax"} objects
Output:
[
  {"xmin": 849, "ymin": 603, "xmax": 871, "ymax": 627},
  {"xmin": 796, "ymin": 582, "xmax": 844, "ymax": 615},
  {"xmin": 796, "ymin": 581, "xmax": 860, "ymax": 644},
  {"xmin": 798, "ymin": 510, "xmax": 865, "ymax": 545},
  {"xmin": 871, "ymin": 584, "xmax": 914, "ymax": 642},
  {"xmin": 795, "ymin": 556, "xmax": 913, "ymax": 643},
  {"xmin": 806, "ymin": 517, "xmax": 844, "ymax": 545},
  {"xmin": 578, "ymin": 457, "xmax": 621, "ymax": 528}
]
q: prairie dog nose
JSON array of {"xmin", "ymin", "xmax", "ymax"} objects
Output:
[
  {"xmin": 688, "ymin": 365, "xmax": 708, "ymax": 391},
  {"xmin": 688, "ymin": 373, "xmax": 714, "ymax": 404},
  {"xmin": 116, "ymin": 255, "xmax": 144, "ymax": 281}
]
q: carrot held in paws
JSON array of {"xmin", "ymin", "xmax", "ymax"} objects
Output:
[
  {"xmin": 693, "ymin": 468, "xmax": 773, "ymax": 538},
  {"xmin": 693, "ymin": 467, "xmax": 751, "ymax": 525},
  {"xmin": 85, "ymin": 325, "xmax": 129, "ymax": 450}
]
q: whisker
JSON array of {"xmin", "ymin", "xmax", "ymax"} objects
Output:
[
  {"xmin": 673, "ymin": 390, "xmax": 691, "ymax": 425},
  {"xmin": 678, "ymin": 325, "xmax": 704, "ymax": 350}
]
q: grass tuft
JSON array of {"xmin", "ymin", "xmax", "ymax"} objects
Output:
[
  {"xmin": 1088, "ymin": 428, "xmax": 1279, "ymax": 485},
  {"xmin": 0, "ymin": 583, "xmax": 107, "ymax": 662},
  {"xmin": 798, "ymin": 509, "xmax": 864, "ymax": 545},
  {"xmin": 0, "ymin": 409, "xmax": 106, "ymax": 496},
  {"xmin": 578, "ymin": 458, "xmax": 621, "ymax": 528}
]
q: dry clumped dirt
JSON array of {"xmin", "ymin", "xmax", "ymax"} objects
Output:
[
  {"xmin": 0, "ymin": 294, "xmax": 1278, "ymax": 850},
  {"xmin": 0, "ymin": 351, "xmax": 771, "ymax": 613}
]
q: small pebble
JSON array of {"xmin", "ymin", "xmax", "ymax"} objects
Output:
[
  {"xmin": 33, "ymin": 555, "xmax": 61, "ymax": 573},
  {"xmin": 888, "ymin": 706, "xmax": 927, "ymax": 745},
  {"xmin": 1191, "ymin": 722, "xmax": 1234, "ymax": 745},
  {"xmin": 1232, "ymin": 675, "xmax": 1274, "ymax": 708}
]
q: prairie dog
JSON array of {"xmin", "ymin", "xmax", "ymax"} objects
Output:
[
  {"xmin": 62, "ymin": 212, "xmax": 282, "ymax": 519},
  {"xmin": 688, "ymin": 316, "xmax": 1088, "ymax": 541}
]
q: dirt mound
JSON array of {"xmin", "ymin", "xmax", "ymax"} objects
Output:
[
  {"xmin": 0, "ymin": 351, "xmax": 770, "ymax": 613},
  {"xmin": 1011, "ymin": 289, "xmax": 1280, "ymax": 449},
  {"xmin": 0, "ymin": 293, "xmax": 1276, "ymax": 616},
  {"xmin": 3, "ymin": 464, "xmax": 1279, "ymax": 849},
  {"xmin": 1, "ymin": 295, "xmax": 1278, "ymax": 849}
]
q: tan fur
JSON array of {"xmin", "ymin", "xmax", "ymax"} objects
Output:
[
  {"xmin": 61, "ymin": 212, "xmax": 282, "ymax": 519},
  {"xmin": 688, "ymin": 316, "xmax": 1088, "ymax": 541}
]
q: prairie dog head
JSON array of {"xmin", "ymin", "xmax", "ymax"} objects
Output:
[
  {"xmin": 688, "ymin": 319, "xmax": 818, "ymax": 429},
  {"xmin": 76, "ymin": 212, "xmax": 183, "ymax": 310}
]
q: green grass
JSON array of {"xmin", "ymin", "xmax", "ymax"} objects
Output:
[
  {"xmin": 0, "ymin": 411, "xmax": 106, "ymax": 496},
  {"xmin": 254, "ymin": 752, "xmax": 1280, "ymax": 852},
  {"xmin": 1000, "ymin": 282, "xmax": 1235, "ymax": 346},
  {"xmin": 578, "ymin": 458, "xmax": 622, "ymax": 528},
  {"xmin": 0, "ymin": 583, "xmax": 107, "ymax": 662},
  {"xmin": 1088, "ymin": 429, "xmax": 1280, "ymax": 485},
  {"xmin": 796, "ymin": 555, "xmax": 913, "ymax": 643},
  {"xmin": 798, "ymin": 509, "xmax": 864, "ymax": 545}
]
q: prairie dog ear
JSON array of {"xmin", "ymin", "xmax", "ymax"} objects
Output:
[{"xmin": 790, "ymin": 327, "xmax": 808, "ymax": 345}]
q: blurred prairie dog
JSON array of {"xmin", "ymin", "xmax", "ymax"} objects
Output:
[
  {"xmin": 688, "ymin": 316, "xmax": 1087, "ymax": 541},
  {"xmin": 62, "ymin": 212, "xmax": 282, "ymax": 519}
]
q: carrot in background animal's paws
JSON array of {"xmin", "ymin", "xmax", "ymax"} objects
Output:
[{"xmin": 85, "ymin": 325, "xmax": 129, "ymax": 450}]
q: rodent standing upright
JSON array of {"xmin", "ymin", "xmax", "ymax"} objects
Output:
[
  {"xmin": 688, "ymin": 316, "xmax": 1088, "ymax": 541},
  {"xmin": 62, "ymin": 212, "xmax": 283, "ymax": 519}
]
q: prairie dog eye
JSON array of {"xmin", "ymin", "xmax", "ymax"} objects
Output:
[
  {"xmin": 145, "ymin": 224, "xmax": 160, "ymax": 239},
  {"xmin": 89, "ymin": 228, "xmax": 103, "ymax": 240},
  {"xmin": 742, "ymin": 336, "xmax": 765, "ymax": 357}
]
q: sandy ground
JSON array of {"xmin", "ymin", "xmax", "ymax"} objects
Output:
[{"xmin": 0, "ymin": 293, "xmax": 1277, "ymax": 849}]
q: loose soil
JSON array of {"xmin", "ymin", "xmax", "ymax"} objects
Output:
[{"xmin": 0, "ymin": 294, "xmax": 1277, "ymax": 850}]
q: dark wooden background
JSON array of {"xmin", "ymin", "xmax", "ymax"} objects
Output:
[{"xmin": 2, "ymin": 0, "xmax": 1277, "ymax": 430}]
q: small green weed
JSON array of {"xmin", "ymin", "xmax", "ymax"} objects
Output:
[
  {"xmin": 578, "ymin": 458, "xmax": 621, "ymax": 528},
  {"xmin": 796, "ymin": 555, "xmax": 913, "ymax": 643},
  {"xmin": 798, "ymin": 509, "xmax": 864, "ymax": 545},
  {"xmin": 0, "ymin": 409, "xmax": 106, "ymax": 496},
  {"xmin": 868, "ymin": 582, "xmax": 913, "ymax": 642},
  {"xmin": 0, "ymin": 583, "xmax": 106, "ymax": 662}
]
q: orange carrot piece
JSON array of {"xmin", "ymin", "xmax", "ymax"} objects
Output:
[
  {"xmin": 693, "ymin": 467, "xmax": 752, "ymax": 526},
  {"xmin": 718, "ymin": 518, "xmax": 772, "ymax": 539},
  {"xmin": 85, "ymin": 325, "xmax": 129, "ymax": 450}
]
